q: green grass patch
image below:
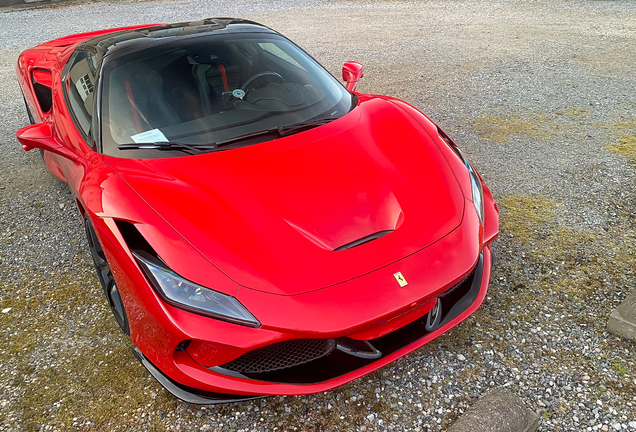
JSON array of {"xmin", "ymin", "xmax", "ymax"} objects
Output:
[{"xmin": 612, "ymin": 358, "xmax": 628, "ymax": 376}]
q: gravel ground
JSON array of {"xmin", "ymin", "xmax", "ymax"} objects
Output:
[{"xmin": 1, "ymin": 0, "xmax": 635, "ymax": 431}]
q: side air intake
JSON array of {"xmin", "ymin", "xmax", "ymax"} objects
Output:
[{"xmin": 31, "ymin": 69, "xmax": 53, "ymax": 113}]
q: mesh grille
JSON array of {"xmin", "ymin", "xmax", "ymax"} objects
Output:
[
  {"xmin": 439, "ymin": 267, "xmax": 476, "ymax": 299},
  {"xmin": 221, "ymin": 339, "xmax": 336, "ymax": 374},
  {"xmin": 33, "ymin": 81, "xmax": 52, "ymax": 113}
]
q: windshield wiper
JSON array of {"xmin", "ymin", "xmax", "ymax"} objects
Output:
[
  {"xmin": 213, "ymin": 118, "xmax": 336, "ymax": 148},
  {"xmin": 118, "ymin": 142, "xmax": 216, "ymax": 154},
  {"xmin": 276, "ymin": 117, "xmax": 336, "ymax": 136},
  {"xmin": 213, "ymin": 127, "xmax": 283, "ymax": 148},
  {"xmin": 117, "ymin": 118, "xmax": 338, "ymax": 154}
]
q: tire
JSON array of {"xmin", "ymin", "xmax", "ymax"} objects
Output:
[
  {"xmin": 23, "ymin": 95, "xmax": 35, "ymax": 125},
  {"xmin": 84, "ymin": 216, "xmax": 130, "ymax": 335}
]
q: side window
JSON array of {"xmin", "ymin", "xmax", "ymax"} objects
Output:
[
  {"xmin": 258, "ymin": 42, "xmax": 306, "ymax": 70},
  {"xmin": 65, "ymin": 51, "xmax": 97, "ymax": 137}
]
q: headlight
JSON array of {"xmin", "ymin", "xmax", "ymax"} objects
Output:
[
  {"xmin": 133, "ymin": 252, "xmax": 260, "ymax": 328},
  {"xmin": 455, "ymin": 147, "xmax": 484, "ymax": 225},
  {"xmin": 437, "ymin": 128, "xmax": 484, "ymax": 224},
  {"xmin": 464, "ymin": 154, "xmax": 484, "ymax": 225}
]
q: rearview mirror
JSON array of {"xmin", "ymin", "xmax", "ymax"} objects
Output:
[
  {"xmin": 16, "ymin": 123, "xmax": 77, "ymax": 161},
  {"xmin": 342, "ymin": 61, "xmax": 364, "ymax": 92}
]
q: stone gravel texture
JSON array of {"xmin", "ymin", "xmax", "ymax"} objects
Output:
[{"xmin": 1, "ymin": 0, "xmax": 635, "ymax": 431}]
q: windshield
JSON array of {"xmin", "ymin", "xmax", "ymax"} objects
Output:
[{"xmin": 100, "ymin": 32, "xmax": 355, "ymax": 158}]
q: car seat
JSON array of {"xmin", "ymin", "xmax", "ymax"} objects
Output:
[
  {"xmin": 107, "ymin": 62, "xmax": 180, "ymax": 144},
  {"xmin": 189, "ymin": 44, "xmax": 245, "ymax": 116}
]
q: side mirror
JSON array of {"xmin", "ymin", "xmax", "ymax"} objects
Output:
[
  {"xmin": 342, "ymin": 61, "xmax": 364, "ymax": 92},
  {"xmin": 16, "ymin": 123, "xmax": 77, "ymax": 161}
]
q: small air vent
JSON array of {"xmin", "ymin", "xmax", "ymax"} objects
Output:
[{"xmin": 334, "ymin": 230, "xmax": 393, "ymax": 251}]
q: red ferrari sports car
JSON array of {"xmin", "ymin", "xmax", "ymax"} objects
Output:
[{"xmin": 16, "ymin": 18, "xmax": 498, "ymax": 403}]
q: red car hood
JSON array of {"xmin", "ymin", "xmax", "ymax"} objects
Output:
[{"xmin": 106, "ymin": 97, "xmax": 465, "ymax": 295}]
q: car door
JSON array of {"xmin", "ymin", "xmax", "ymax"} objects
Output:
[{"xmin": 54, "ymin": 49, "xmax": 102, "ymax": 197}]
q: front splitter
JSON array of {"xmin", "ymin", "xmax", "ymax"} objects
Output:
[{"xmin": 132, "ymin": 347, "xmax": 265, "ymax": 405}]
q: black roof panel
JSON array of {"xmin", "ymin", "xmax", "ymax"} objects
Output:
[{"xmin": 78, "ymin": 18, "xmax": 275, "ymax": 64}]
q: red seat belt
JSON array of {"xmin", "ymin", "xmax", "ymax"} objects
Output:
[
  {"xmin": 123, "ymin": 80, "xmax": 143, "ymax": 132},
  {"xmin": 218, "ymin": 65, "xmax": 229, "ymax": 92}
]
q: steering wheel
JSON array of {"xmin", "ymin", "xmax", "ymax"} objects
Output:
[{"xmin": 241, "ymin": 71, "xmax": 285, "ymax": 91}]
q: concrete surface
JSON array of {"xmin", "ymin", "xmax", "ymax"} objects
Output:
[
  {"xmin": 448, "ymin": 388, "xmax": 540, "ymax": 432},
  {"xmin": 608, "ymin": 290, "xmax": 636, "ymax": 342}
]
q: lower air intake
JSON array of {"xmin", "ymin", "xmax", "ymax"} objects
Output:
[{"xmin": 221, "ymin": 339, "xmax": 336, "ymax": 374}]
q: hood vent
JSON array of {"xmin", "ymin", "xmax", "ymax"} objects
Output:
[{"xmin": 334, "ymin": 230, "xmax": 393, "ymax": 251}]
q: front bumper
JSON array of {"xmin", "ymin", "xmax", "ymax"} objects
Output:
[{"xmin": 133, "ymin": 246, "xmax": 493, "ymax": 403}]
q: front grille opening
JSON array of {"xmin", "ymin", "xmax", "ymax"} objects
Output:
[
  {"xmin": 220, "ymin": 339, "xmax": 336, "ymax": 374},
  {"xmin": 214, "ymin": 253, "xmax": 485, "ymax": 385}
]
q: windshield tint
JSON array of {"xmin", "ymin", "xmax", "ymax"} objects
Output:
[{"xmin": 100, "ymin": 32, "xmax": 355, "ymax": 158}]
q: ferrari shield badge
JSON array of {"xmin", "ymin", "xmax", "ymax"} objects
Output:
[{"xmin": 393, "ymin": 272, "xmax": 408, "ymax": 287}]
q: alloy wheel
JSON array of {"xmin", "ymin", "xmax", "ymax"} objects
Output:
[{"xmin": 84, "ymin": 217, "xmax": 129, "ymax": 334}]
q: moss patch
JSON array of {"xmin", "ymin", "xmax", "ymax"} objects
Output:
[
  {"xmin": 607, "ymin": 135, "xmax": 636, "ymax": 166},
  {"xmin": 473, "ymin": 108, "xmax": 594, "ymax": 143},
  {"xmin": 473, "ymin": 114, "xmax": 539, "ymax": 143},
  {"xmin": 498, "ymin": 195, "xmax": 555, "ymax": 243},
  {"xmin": 17, "ymin": 342, "xmax": 175, "ymax": 431},
  {"xmin": 601, "ymin": 117, "xmax": 636, "ymax": 166},
  {"xmin": 0, "ymin": 269, "xmax": 175, "ymax": 431},
  {"xmin": 498, "ymin": 194, "xmax": 635, "ymax": 300},
  {"xmin": 610, "ymin": 118, "xmax": 636, "ymax": 131},
  {"xmin": 554, "ymin": 108, "xmax": 591, "ymax": 118}
]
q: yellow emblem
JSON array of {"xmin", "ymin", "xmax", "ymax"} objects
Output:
[{"xmin": 393, "ymin": 272, "xmax": 408, "ymax": 287}]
